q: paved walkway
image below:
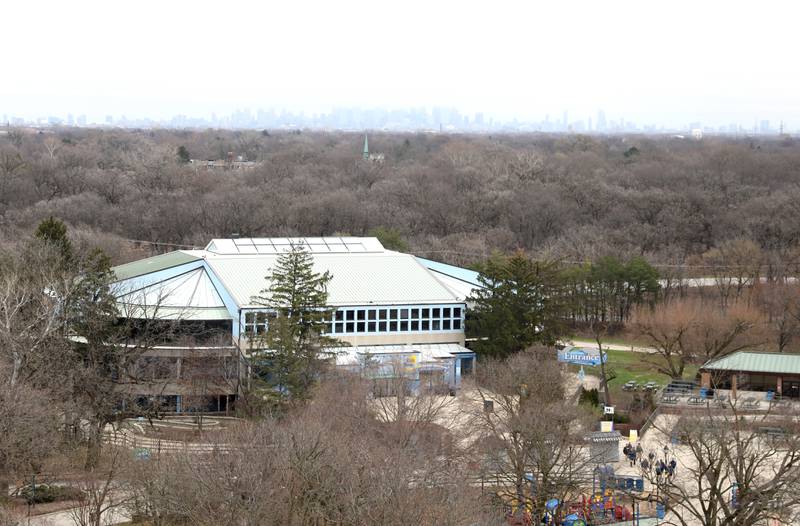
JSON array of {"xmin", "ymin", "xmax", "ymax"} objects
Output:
[
  {"xmin": 571, "ymin": 339, "xmax": 658, "ymax": 354},
  {"xmin": 28, "ymin": 506, "xmax": 130, "ymax": 526}
]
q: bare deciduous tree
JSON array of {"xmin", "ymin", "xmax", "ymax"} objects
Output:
[
  {"xmin": 631, "ymin": 299, "xmax": 762, "ymax": 379},
  {"xmin": 467, "ymin": 350, "xmax": 596, "ymax": 522},
  {"xmin": 649, "ymin": 404, "xmax": 800, "ymax": 526}
]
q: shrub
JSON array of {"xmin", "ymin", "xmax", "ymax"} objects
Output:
[
  {"xmin": 578, "ymin": 387, "xmax": 600, "ymax": 407},
  {"xmin": 18, "ymin": 484, "xmax": 83, "ymax": 504}
]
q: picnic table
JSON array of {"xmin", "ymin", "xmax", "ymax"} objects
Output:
[
  {"xmin": 758, "ymin": 426, "xmax": 786, "ymax": 438},
  {"xmin": 688, "ymin": 395, "xmax": 706, "ymax": 405},
  {"xmin": 741, "ymin": 397, "xmax": 761, "ymax": 409},
  {"xmin": 661, "ymin": 394, "xmax": 680, "ymax": 405}
]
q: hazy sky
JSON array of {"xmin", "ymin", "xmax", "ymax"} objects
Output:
[{"xmin": 4, "ymin": 0, "xmax": 800, "ymax": 128}]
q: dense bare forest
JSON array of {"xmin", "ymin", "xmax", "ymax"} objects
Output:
[{"xmin": 2, "ymin": 127, "xmax": 799, "ymax": 270}]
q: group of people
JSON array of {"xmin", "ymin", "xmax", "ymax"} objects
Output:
[
  {"xmin": 622, "ymin": 442, "xmax": 643, "ymax": 466},
  {"xmin": 652, "ymin": 457, "xmax": 678, "ymax": 481},
  {"xmin": 622, "ymin": 444, "xmax": 678, "ymax": 480}
]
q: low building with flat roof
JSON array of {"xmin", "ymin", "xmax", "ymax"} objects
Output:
[{"xmin": 111, "ymin": 237, "xmax": 478, "ymax": 411}]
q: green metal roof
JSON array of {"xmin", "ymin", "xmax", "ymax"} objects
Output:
[
  {"xmin": 112, "ymin": 251, "xmax": 200, "ymax": 281},
  {"xmin": 702, "ymin": 351, "xmax": 800, "ymax": 375}
]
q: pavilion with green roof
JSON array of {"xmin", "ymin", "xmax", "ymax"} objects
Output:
[{"xmin": 700, "ymin": 351, "xmax": 800, "ymax": 398}]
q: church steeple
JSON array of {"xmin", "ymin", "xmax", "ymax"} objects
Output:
[{"xmin": 362, "ymin": 133, "xmax": 369, "ymax": 160}]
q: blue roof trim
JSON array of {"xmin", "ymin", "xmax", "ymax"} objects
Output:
[
  {"xmin": 414, "ymin": 257, "xmax": 482, "ymax": 287},
  {"xmin": 200, "ymin": 260, "xmax": 244, "ymax": 338}
]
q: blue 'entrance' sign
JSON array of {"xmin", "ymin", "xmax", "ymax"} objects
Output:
[{"xmin": 557, "ymin": 347, "xmax": 606, "ymax": 366}]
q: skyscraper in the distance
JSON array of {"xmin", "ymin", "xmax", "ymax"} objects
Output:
[{"xmin": 597, "ymin": 110, "xmax": 607, "ymax": 132}]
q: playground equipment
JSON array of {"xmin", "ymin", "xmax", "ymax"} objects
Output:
[{"xmin": 499, "ymin": 465, "xmax": 643, "ymax": 525}]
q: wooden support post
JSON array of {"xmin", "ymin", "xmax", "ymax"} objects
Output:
[{"xmin": 700, "ymin": 372, "xmax": 711, "ymax": 389}]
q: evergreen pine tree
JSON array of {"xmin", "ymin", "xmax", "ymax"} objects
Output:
[
  {"xmin": 34, "ymin": 216, "xmax": 73, "ymax": 269},
  {"xmin": 65, "ymin": 249, "xmax": 129, "ymax": 469},
  {"xmin": 176, "ymin": 145, "xmax": 191, "ymax": 164},
  {"xmin": 251, "ymin": 242, "xmax": 334, "ymax": 401},
  {"xmin": 467, "ymin": 251, "xmax": 565, "ymax": 358}
]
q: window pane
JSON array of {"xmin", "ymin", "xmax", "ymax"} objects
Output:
[
  {"xmin": 432, "ymin": 308, "xmax": 441, "ymax": 318},
  {"xmin": 368, "ymin": 310, "xmax": 377, "ymax": 320},
  {"xmin": 378, "ymin": 321, "xmax": 387, "ymax": 332},
  {"xmin": 421, "ymin": 308, "xmax": 430, "ymax": 318},
  {"xmin": 421, "ymin": 320, "xmax": 429, "ymax": 330},
  {"xmin": 411, "ymin": 308, "xmax": 419, "ymax": 318},
  {"xmin": 389, "ymin": 321, "xmax": 398, "ymax": 331},
  {"xmin": 346, "ymin": 322, "xmax": 355, "ymax": 333},
  {"xmin": 346, "ymin": 310, "xmax": 355, "ymax": 321},
  {"xmin": 335, "ymin": 311, "xmax": 344, "ymax": 321},
  {"xmin": 357, "ymin": 310, "xmax": 366, "ymax": 320},
  {"xmin": 400, "ymin": 321, "xmax": 408, "ymax": 331},
  {"xmin": 400, "ymin": 309, "xmax": 409, "ymax": 319},
  {"xmin": 335, "ymin": 322, "xmax": 344, "ymax": 333},
  {"xmin": 453, "ymin": 307, "xmax": 461, "ymax": 318},
  {"xmin": 389, "ymin": 309, "xmax": 398, "ymax": 319},
  {"xmin": 443, "ymin": 320, "xmax": 451, "ymax": 330},
  {"xmin": 368, "ymin": 322, "xmax": 376, "ymax": 332},
  {"xmin": 357, "ymin": 322, "xmax": 365, "ymax": 332},
  {"xmin": 432, "ymin": 320, "xmax": 441, "ymax": 330},
  {"xmin": 324, "ymin": 323, "xmax": 332, "ymax": 334},
  {"xmin": 411, "ymin": 320, "xmax": 419, "ymax": 331},
  {"xmin": 245, "ymin": 312, "xmax": 255, "ymax": 324},
  {"xmin": 443, "ymin": 308, "xmax": 451, "ymax": 318},
  {"xmin": 453, "ymin": 319, "xmax": 461, "ymax": 330},
  {"xmin": 379, "ymin": 310, "xmax": 388, "ymax": 320}
]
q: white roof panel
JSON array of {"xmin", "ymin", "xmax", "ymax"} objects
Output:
[
  {"xmin": 116, "ymin": 268, "xmax": 226, "ymax": 309},
  {"xmin": 334, "ymin": 343, "xmax": 471, "ymax": 366},
  {"xmin": 206, "ymin": 252, "xmax": 460, "ymax": 307},
  {"xmin": 205, "ymin": 237, "xmax": 385, "ymax": 255}
]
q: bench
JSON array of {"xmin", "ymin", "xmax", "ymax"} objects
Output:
[{"xmin": 688, "ymin": 396, "xmax": 706, "ymax": 406}]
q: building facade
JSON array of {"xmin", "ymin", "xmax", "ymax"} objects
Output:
[{"xmin": 111, "ymin": 237, "xmax": 478, "ymax": 412}]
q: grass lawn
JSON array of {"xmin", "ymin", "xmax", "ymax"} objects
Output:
[{"xmin": 568, "ymin": 348, "xmax": 698, "ymax": 392}]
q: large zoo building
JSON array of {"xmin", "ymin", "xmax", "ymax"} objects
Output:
[{"xmin": 111, "ymin": 237, "xmax": 479, "ymax": 412}]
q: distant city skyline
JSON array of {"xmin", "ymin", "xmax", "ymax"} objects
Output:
[
  {"xmin": 4, "ymin": 1, "xmax": 800, "ymax": 131},
  {"xmin": 2, "ymin": 106, "xmax": 795, "ymax": 136}
]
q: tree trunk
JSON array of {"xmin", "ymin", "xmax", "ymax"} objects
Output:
[
  {"xmin": 596, "ymin": 340, "xmax": 612, "ymax": 407},
  {"xmin": 85, "ymin": 421, "xmax": 103, "ymax": 471},
  {"xmin": 0, "ymin": 458, "xmax": 9, "ymax": 498}
]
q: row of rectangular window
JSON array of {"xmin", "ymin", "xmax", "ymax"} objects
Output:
[
  {"xmin": 243, "ymin": 305, "xmax": 464, "ymax": 336},
  {"xmin": 331, "ymin": 307, "xmax": 461, "ymax": 322},
  {"xmin": 325, "ymin": 318, "xmax": 461, "ymax": 335}
]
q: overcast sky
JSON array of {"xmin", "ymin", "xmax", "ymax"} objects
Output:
[{"xmin": 4, "ymin": 0, "xmax": 800, "ymax": 128}]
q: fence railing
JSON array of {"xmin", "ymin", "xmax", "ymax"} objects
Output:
[
  {"xmin": 638, "ymin": 406, "xmax": 662, "ymax": 438},
  {"xmin": 103, "ymin": 430, "xmax": 231, "ymax": 454}
]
